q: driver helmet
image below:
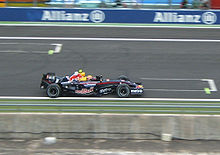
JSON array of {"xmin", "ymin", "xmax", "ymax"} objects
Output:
[{"xmin": 78, "ymin": 69, "xmax": 83, "ymax": 73}]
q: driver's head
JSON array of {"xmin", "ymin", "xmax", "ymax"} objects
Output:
[{"xmin": 78, "ymin": 69, "xmax": 83, "ymax": 73}]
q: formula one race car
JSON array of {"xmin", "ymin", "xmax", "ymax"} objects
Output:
[{"xmin": 40, "ymin": 73, "xmax": 144, "ymax": 98}]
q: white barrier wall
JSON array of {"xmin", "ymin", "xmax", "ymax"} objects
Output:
[{"xmin": 0, "ymin": 113, "xmax": 220, "ymax": 140}]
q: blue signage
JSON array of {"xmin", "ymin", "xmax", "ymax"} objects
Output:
[{"xmin": 0, "ymin": 7, "xmax": 219, "ymax": 25}]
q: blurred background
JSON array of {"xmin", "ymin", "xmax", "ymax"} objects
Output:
[{"xmin": 1, "ymin": 0, "xmax": 219, "ymax": 10}]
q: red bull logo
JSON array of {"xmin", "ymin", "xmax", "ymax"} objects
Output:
[{"xmin": 75, "ymin": 87, "xmax": 94, "ymax": 94}]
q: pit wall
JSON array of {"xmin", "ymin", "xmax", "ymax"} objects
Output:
[
  {"xmin": 0, "ymin": 7, "xmax": 219, "ymax": 25},
  {"xmin": 1, "ymin": 113, "xmax": 220, "ymax": 140}
]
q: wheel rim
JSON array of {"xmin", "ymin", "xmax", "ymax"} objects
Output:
[
  {"xmin": 120, "ymin": 87, "xmax": 128, "ymax": 96},
  {"xmin": 49, "ymin": 87, "xmax": 58, "ymax": 96}
]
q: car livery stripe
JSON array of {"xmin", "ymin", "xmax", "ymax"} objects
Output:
[
  {"xmin": 80, "ymin": 82, "xmax": 98, "ymax": 85},
  {"xmin": 43, "ymin": 80, "xmax": 52, "ymax": 84},
  {"xmin": 97, "ymin": 81, "xmax": 119, "ymax": 85}
]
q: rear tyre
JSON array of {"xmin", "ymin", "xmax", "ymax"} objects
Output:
[
  {"xmin": 116, "ymin": 84, "xmax": 131, "ymax": 98},
  {"xmin": 46, "ymin": 84, "xmax": 61, "ymax": 98}
]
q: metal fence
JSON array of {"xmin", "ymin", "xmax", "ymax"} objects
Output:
[{"xmin": 1, "ymin": 0, "xmax": 210, "ymax": 9}]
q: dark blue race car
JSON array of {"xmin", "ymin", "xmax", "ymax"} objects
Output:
[{"xmin": 40, "ymin": 73, "xmax": 144, "ymax": 98}]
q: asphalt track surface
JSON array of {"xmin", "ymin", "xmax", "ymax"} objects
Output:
[{"xmin": 1, "ymin": 26, "xmax": 220, "ymax": 98}]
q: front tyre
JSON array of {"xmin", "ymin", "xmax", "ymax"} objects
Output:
[
  {"xmin": 46, "ymin": 84, "xmax": 61, "ymax": 98},
  {"xmin": 116, "ymin": 84, "xmax": 131, "ymax": 98}
]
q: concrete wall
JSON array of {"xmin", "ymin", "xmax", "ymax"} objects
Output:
[{"xmin": 0, "ymin": 113, "xmax": 220, "ymax": 140}]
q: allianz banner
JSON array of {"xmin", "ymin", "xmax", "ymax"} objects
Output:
[{"xmin": 0, "ymin": 8, "xmax": 219, "ymax": 25}]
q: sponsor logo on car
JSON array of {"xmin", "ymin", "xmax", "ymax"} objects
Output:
[
  {"xmin": 131, "ymin": 90, "xmax": 143, "ymax": 93},
  {"xmin": 75, "ymin": 87, "xmax": 94, "ymax": 94},
  {"xmin": 99, "ymin": 88, "xmax": 111, "ymax": 93}
]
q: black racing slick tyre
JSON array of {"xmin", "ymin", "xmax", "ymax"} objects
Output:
[
  {"xmin": 46, "ymin": 84, "xmax": 61, "ymax": 98},
  {"xmin": 116, "ymin": 84, "xmax": 131, "ymax": 98},
  {"xmin": 118, "ymin": 75, "xmax": 130, "ymax": 81}
]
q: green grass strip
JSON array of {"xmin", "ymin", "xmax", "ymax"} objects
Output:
[{"xmin": 0, "ymin": 99, "xmax": 220, "ymax": 114}]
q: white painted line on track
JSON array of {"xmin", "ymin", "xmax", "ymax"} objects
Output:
[
  {"xmin": 1, "ymin": 24, "xmax": 220, "ymax": 29},
  {"xmin": 141, "ymin": 78, "xmax": 203, "ymax": 81},
  {"xmin": 0, "ymin": 96, "xmax": 220, "ymax": 101},
  {"xmin": 202, "ymin": 79, "xmax": 218, "ymax": 91},
  {"xmin": 0, "ymin": 43, "xmax": 50, "ymax": 45},
  {"xmin": 0, "ymin": 50, "xmax": 49, "ymax": 54},
  {"xmin": 0, "ymin": 43, "xmax": 62, "ymax": 54},
  {"xmin": 51, "ymin": 43, "xmax": 62, "ymax": 53},
  {"xmin": 144, "ymin": 89, "xmax": 204, "ymax": 92},
  {"xmin": 0, "ymin": 50, "xmax": 29, "ymax": 53},
  {"xmin": 1, "ymin": 37, "xmax": 220, "ymax": 42},
  {"xmin": 141, "ymin": 78, "xmax": 218, "ymax": 92}
]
